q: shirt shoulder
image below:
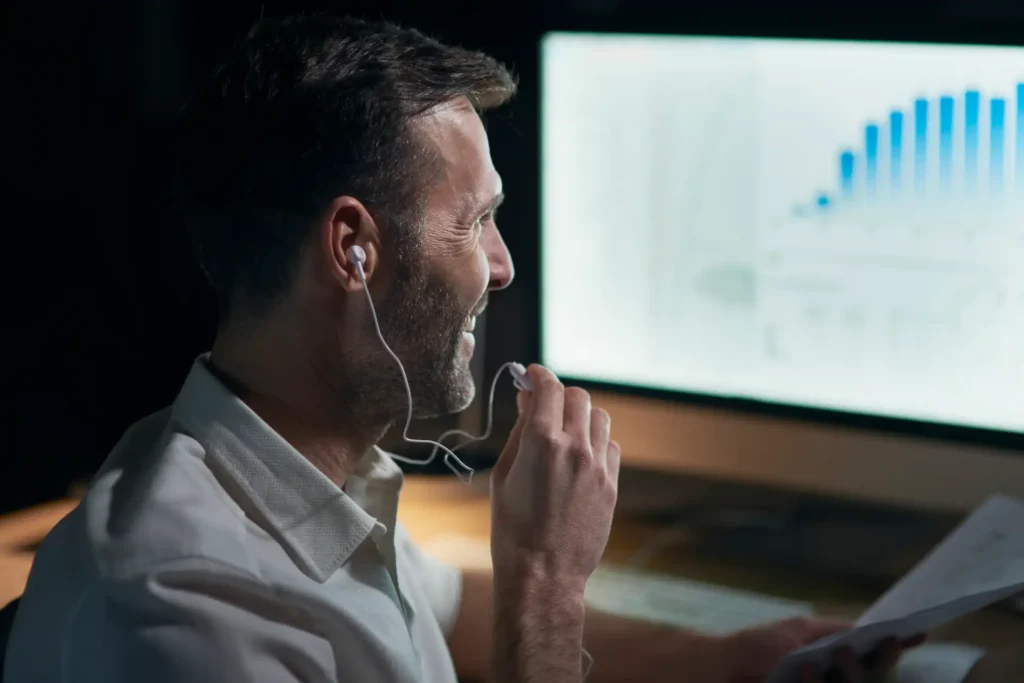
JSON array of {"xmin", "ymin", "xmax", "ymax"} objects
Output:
[
  {"xmin": 9, "ymin": 413, "xmax": 423, "ymax": 683},
  {"xmin": 52, "ymin": 407, "xmax": 263, "ymax": 582},
  {"xmin": 11, "ymin": 543, "xmax": 417, "ymax": 683}
]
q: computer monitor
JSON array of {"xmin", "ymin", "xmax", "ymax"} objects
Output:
[{"xmin": 540, "ymin": 32, "xmax": 1024, "ymax": 513}]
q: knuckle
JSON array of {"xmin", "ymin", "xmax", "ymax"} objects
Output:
[
  {"xmin": 532, "ymin": 427, "xmax": 565, "ymax": 451},
  {"xmin": 564, "ymin": 386, "xmax": 590, "ymax": 405},
  {"xmin": 538, "ymin": 374, "xmax": 564, "ymax": 392},
  {"xmin": 527, "ymin": 412, "xmax": 549, "ymax": 428},
  {"xmin": 568, "ymin": 440, "xmax": 593, "ymax": 461},
  {"xmin": 598, "ymin": 475, "xmax": 618, "ymax": 504}
]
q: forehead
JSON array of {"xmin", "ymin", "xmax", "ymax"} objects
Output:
[{"xmin": 411, "ymin": 97, "xmax": 502, "ymax": 211}]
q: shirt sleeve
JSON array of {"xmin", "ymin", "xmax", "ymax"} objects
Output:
[
  {"xmin": 394, "ymin": 523, "xmax": 463, "ymax": 637},
  {"xmin": 65, "ymin": 558, "xmax": 416, "ymax": 683}
]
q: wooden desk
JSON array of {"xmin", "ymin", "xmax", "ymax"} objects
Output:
[
  {"xmin": 0, "ymin": 499, "xmax": 78, "ymax": 606},
  {"xmin": 396, "ymin": 476, "xmax": 1023, "ymax": 653},
  {"xmin": 2, "ymin": 477, "xmax": 1021, "ymax": 654}
]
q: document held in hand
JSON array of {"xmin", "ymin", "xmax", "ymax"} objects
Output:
[{"xmin": 767, "ymin": 494, "xmax": 1024, "ymax": 683}]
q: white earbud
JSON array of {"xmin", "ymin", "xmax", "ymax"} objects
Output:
[
  {"xmin": 348, "ymin": 241, "xmax": 531, "ymax": 482},
  {"xmin": 347, "ymin": 245, "xmax": 367, "ymax": 279},
  {"xmin": 509, "ymin": 362, "xmax": 534, "ymax": 392}
]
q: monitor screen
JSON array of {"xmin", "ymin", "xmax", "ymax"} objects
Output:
[{"xmin": 540, "ymin": 33, "xmax": 1024, "ymax": 434}]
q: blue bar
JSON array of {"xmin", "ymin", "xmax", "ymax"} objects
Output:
[
  {"xmin": 865, "ymin": 124, "xmax": 879, "ymax": 196},
  {"xmin": 991, "ymin": 98, "xmax": 1006, "ymax": 194},
  {"xmin": 816, "ymin": 193, "xmax": 832, "ymax": 209},
  {"xmin": 939, "ymin": 96, "xmax": 954, "ymax": 192},
  {"xmin": 914, "ymin": 99, "xmax": 928, "ymax": 193},
  {"xmin": 840, "ymin": 151, "xmax": 855, "ymax": 198},
  {"xmin": 890, "ymin": 110, "xmax": 904, "ymax": 195},
  {"xmin": 965, "ymin": 90, "xmax": 980, "ymax": 193},
  {"xmin": 1017, "ymin": 84, "xmax": 1024, "ymax": 190}
]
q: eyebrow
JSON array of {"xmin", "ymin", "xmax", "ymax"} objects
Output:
[
  {"xmin": 484, "ymin": 192, "xmax": 505, "ymax": 214},
  {"xmin": 463, "ymin": 191, "xmax": 505, "ymax": 221}
]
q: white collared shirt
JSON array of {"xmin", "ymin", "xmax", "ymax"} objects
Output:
[{"xmin": 4, "ymin": 357, "xmax": 463, "ymax": 683}]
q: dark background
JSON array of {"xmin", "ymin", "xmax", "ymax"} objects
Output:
[{"xmin": 6, "ymin": 0, "xmax": 1024, "ymax": 515}]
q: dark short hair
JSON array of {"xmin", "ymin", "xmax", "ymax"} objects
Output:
[{"xmin": 179, "ymin": 14, "xmax": 516, "ymax": 317}]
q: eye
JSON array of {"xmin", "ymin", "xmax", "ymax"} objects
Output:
[
  {"xmin": 469, "ymin": 201, "xmax": 500, "ymax": 232},
  {"xmin": 477, "ymin": 208, "xmax": 498, "ymax": 227}
]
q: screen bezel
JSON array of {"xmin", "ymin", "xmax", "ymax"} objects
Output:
[{"xmin": 536, "ymin": 28, "xmax": 1024, "ymax": 453}]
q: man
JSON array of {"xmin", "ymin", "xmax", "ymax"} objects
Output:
[{"xmin": 5, "ymin": 15, "xmax": 915, "ymax": 683}]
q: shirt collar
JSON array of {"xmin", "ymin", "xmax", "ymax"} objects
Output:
[{"xmin": 169, "ymin": 354, "xmax": 405, "ymax": 583}]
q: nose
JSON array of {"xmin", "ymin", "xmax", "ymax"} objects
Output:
[{"xmin": 484, "ymin": 225, "xmax": 515, "ymax": 291}]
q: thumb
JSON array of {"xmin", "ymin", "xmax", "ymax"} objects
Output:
[{"xmin": 492, "ymin": 391, "xmax": 532, "ymax": 483}]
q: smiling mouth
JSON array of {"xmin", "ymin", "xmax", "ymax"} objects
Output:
[{"xmin": 465, "ymin": 295, "xmax": 488, "ymax": 333}]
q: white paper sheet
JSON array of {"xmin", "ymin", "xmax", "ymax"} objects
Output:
[
  {"xmin": 894, "ymin": 643, "xmax": 986, "ymax": 683},
  {"xmin": 766, "ymin": 494, "xmax": 1024, "ymax": 683}
]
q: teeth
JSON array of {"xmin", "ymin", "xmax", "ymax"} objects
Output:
[{"xmin": 465, "ymin": 316, "xmax": 476, "ymax": 332}]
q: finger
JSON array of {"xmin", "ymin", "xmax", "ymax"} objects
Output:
[
  {"xmin": 525, "ymin": 364, "xmax": 564, "ymax": 434},
  {"xmin": 799, "ymin": 618, "xmax": 854, "ymax": 643},
  {"xmin": 589, "ymin": 407, "xmax": 611, "ymax": 467},
  {"xmin": 563, "ymin": 387, "xmax": 592, "ymax": 455},
  {"xmin": 492, "ymin": 391, "xmax": 533, "ymax": 483},
  {"xmin": 863, "ymin": 637, "xmax": 902, "ymax": 674},
  {"xmin": 606, "ymin": 440, "xmax": 622, "ymax": 486},
  {"xmin": 834, "ymin": 647, "xmax": 864, "ymax": 683},
  {"xmin": 903, "ymin": 634, "xmax": 927, "ymax": 648}
]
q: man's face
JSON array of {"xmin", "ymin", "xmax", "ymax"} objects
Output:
[{"xmin": 372, "ymin": 98, "xmax": 514, "ymax": 419}]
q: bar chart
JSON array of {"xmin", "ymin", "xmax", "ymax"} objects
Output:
[
  {"xmin": 751, "ymin": 43, "xmax": 1023, "ymax": 430},
  {"xmin": 795, "ymin": 83, "xmax": 1023, "ymax": 215},
  {"xmin": 544, "ymin": 33, "xmax": 1024, "ymax": 431}
]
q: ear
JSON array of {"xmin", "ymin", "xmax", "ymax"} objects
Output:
[{"xmin": 319, "ymin": 196, "xmax": 380, "ymax": 293}]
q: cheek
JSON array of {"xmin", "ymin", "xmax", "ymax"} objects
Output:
[
  {"xmin": 423, "ymin": 220, "xmax": 490, "ymax": 307},
  {"xmin": 457, "ymin": 245, "xmax": 490, "ymax": 306}
]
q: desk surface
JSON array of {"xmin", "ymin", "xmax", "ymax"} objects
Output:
[{"xmin": 2, "ymin": 476, "xmax": 1021, "ymax": 652}]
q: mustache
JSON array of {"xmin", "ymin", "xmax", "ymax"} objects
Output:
[{"xmin": 470, "ymin": 293, "xmax": 489, "ymax": 318}]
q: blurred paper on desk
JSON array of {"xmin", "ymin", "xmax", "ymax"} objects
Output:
[
  {"xmin": 766, "ymin": 494, "xmax": 1024, "ymax": 683},
  {"xmin": 896, "ymin": 643, "xmax": 986, "ymax": 683}
]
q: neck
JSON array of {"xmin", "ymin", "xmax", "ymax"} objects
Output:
[{"xmin": 208, "ymin": 308, "xmax": 390, "ymax": 488}]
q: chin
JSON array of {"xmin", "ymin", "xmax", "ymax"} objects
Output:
[
  {"xmin": 441, "ymin": 359, "xmax": 477, "ymax": 415},
  {"xmin": 410, "ymin": 357, "xmax": 476, "ymax": 419},
  {"xmin": 447, "ymin": 377, "xmax": 477, "ymax": 414}
]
